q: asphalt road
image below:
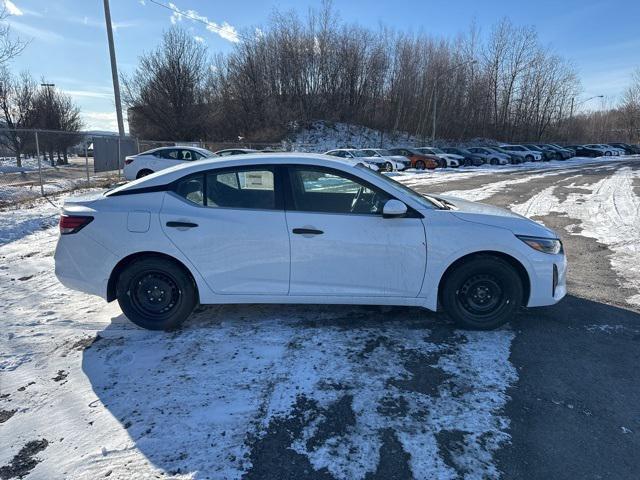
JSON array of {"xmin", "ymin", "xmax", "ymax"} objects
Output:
[
  {"xmin": 242, "ymin": 159, "xmax": 640, "ymax": 479},
  {"xmin": 409, "ymin": 159, "xmax": 640, "ymax": 480}
]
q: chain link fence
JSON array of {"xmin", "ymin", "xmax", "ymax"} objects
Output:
[{"xmin": 0, "ymin": 128, "xmax": 306, "ymax": 208}]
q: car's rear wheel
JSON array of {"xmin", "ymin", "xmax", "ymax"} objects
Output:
[
  {"xmin": 116, "ymin": 257, "xmax": 197, "ymax": 330},
  {"xmin": 415, "ymin": 160, "xmax": 425, "ymax": 170},
  {"xmin": 441, "ymin": 256, "xmax": 523, "ymax": 330},
  {"xmin": 136, "ymin": 169, "xmax": 154, "ymax": 179},
  {"xmin": 384, "ymin": 162, "xmax": 393, "ymax": 172}
]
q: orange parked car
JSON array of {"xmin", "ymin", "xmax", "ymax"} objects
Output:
[{"xmin": 387, "ymin": 147, "xmax": 439, "ymax": 170}]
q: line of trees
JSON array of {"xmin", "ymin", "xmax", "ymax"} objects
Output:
[
  {"xmin": 0, "ymin": 6, "xmax": 83, "ymax": 167},
  {"xmin": 125, "ymin": 3, "xmax": 592, "ymax": 144}
]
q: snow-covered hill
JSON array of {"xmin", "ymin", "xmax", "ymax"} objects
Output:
[{"xmin": 289, "ymin": 121, "xmax": 422, "ymax": 152}]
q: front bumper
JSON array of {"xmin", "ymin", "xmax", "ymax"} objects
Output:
[{"xmin": 526, "ymin": 252, "xmax": 567, "ymax": 307}]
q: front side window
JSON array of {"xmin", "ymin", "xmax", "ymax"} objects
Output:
[
  {"xmin": 206, "ymin": 169, "xmax": 275, "ymax": 209},
  {"xmin": 289, "ymin": 167, "xmax": 390, "ymax": 215}
]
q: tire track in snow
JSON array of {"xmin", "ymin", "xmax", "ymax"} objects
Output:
[{"xmin": 510, "ymin": 166, "xmax": 640, "ymax": 307}]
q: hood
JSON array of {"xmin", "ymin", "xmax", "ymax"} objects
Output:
[
  {"xmin": 435, "ymin": 195, "xmax": 557, "ymax": 238},
  {"xmin": 443, "ymin": 154, "xmax": 464, "ymax": 161}
]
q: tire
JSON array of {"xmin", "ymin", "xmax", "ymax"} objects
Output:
[
  {"xmin": 604, "ymin": 151, "xmax": 611, "ymax": 156},
  {"xmin": 136, "ymin": 169, "xmax": 153, "ymax": 179},
  {"xmin": 441, "ymin": 255, "xmax": 523, "ymax": 330},
  {"xmin": 415, "ymin": 160, "xmax": 425, "ymax": 170},
  {"xmin": 490, "ymin": 158, "xmax": 498, "ymax": 165},
  {"xmin": 384, "ymin": 162, "xmax": 393, "ymax": 172},
  {"xmin": 116, "ymin": 256, "xmax": 197, "ymax": 330},
  {"xmin": 525, "ymin": 155, "xmax": 533, "ymax": 162}
]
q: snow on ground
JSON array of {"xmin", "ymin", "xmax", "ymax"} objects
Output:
[
  {"xmin": 510, "ymin": 166, "xmax": 640, "ymax": 306},
  {"xmin": 0, "ymin": 189, "xmax": 517, "ymax": 479},
  {"xmin": 0, "ymin": 157, "xmax": 50, "ymax": 174}
]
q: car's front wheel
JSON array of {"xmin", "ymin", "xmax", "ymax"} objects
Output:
[
  {"xmin": 116, "ymin": 256, "xmax": 197, "ymax": 330},
  {"xmin": 384, "ymin": 162, "xmax": 393, "ymax": 172},
  {"xmin": 415, "ymin": 160, "xmax": 425, "ymax": 170},
  {"xmin": 441, "ymin": 255, "xmax": 523, "ymax": 330}
]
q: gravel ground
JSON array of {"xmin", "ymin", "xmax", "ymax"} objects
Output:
[{"xmin": 1, "ymin": 158, "xmax": 639, "ymax": 479}]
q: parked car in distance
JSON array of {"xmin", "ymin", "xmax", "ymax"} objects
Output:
[
  {"xmin": 484, "ymin": 147, "xmax": 521, "ymax": 164},
  {"xmin": 213, "ymin": 148, "xmax": 259, "ymax": 156},
  {"xmin": 387, "ymin": 147, "xmax": 439, "ymax": 170},
  {"xmin": 538, "ymin": 144, "xmax": 573, "ymax": 159},
  {"xmin": 466, "ymin": 147, "xmax": 510, "ymax": 165},
  {"xmin": 441, "ymin": 147, "xmax": 485, "ymax": 166},
  {"xmin": 523, "ymin": 144, "xmax": 558, "ymax": 161},
  {"xmin": 414, "ymin": 147, "xmax": 461, "ymax": 168},
  {"xmin": 602, "ymin": 144, "xmax": 626, "ymax": 156},
  {"xmin": 124, "ymin": 146, "xmax": 217, "ymax": 180},
  {"xmin": 608, "ymin": 142, "xmax": 640, "ymax": 154},
  {"xmin": 55, "ymin": 153, "xmax": 567, "ymax": 331},
  {"xmin": 499, "ymin": 145, "xmax": 544, "ymax": 162},
  {"xmin": 583, "ymin": 144, "xmax": 617, "ymax": 156},
  {"xmin": 565, "ymin": 145, "xmax": 602, "ymax": 157},
  {"xmin": 356, "ymin": 149, "xmax": 407, "ymax": 171},
  {"xmin": 324, "ymin": 149, "xmax": 384, "ymax": 171}
]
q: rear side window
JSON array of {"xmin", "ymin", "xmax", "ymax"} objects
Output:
[
  {"xmin": 206, "ymin": 169, "xmax": 275, "ymax": 209},
  {"xmin": 175, "ymin": 175, "xmax": 204, "ymax": 205}
]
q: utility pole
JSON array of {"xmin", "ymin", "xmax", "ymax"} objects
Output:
[{"xmin": 103, "ymin": 0, "xmax": 125, "ymax": 138}]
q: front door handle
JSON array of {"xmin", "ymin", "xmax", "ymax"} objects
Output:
[
  {"xmin": 166, "ymin": 221, "xmax": 198, "ymax": 228},
  {"xmin": 292, "ymin": 228, "xmax": 323, "ymax": 235}
]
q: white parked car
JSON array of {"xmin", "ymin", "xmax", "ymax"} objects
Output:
[
  {"xmin": 213, "ymin": 148, "xmax": 259, "ymax": 156},
  {"xmin": 499, "ymin": 145, "xmax": 544, "ymax": 162},
  {"xmin": 124, "ymin": 146, "xmax": 216, "ymax": 180},
  {"xmin": 55, "ymin": 154, "xmax": 566, "ymax": 331},
  {"xmin": 359, "ymin": 148, "xmax": 408, "ymax": 171},
  {"xmin": 324, "ymin": 149, "xmax": 384, "ymax": 170},
  {"xmin": 467, "ymin": 147, "xmax": 511, "ymax": 165},
  {"xmin": 414, "ymin": 147, "xmax": 462, "ymax": 168}
]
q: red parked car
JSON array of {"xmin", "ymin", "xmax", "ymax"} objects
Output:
[{"xmin": 387, "ymin": 147, "xmax": 439, "ymax": 170}]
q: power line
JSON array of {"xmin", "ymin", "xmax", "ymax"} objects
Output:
[{"xmin": 147, "ymin": 0, "xmax": 245, "ymax": 42}]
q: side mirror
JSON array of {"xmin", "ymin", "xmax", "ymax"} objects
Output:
[{"xmin": 382, "ymin": 199, "xmax": 408, "ymax": 218}]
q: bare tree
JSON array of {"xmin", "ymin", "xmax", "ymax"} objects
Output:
[
  {"xmin": 122, "ymin": 27, "xmax": 210, "ymax": 141},
  {"xmin": 0, "ymin": 69, "xmax": 38, "ymax": 167},
  {"xmin": 0, "ymin": 5, "xmax": 26, "ymax": 66}
]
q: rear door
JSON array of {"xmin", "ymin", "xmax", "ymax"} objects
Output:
[
  {"xmin": 160, "ymin": 166, "xmax": 290, "ymax": 295},
  {"xmin": 284, "ymin": 165, "xmax": 426, "ymax": 297}
]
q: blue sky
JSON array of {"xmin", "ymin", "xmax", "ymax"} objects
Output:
[{"xmin": 4, "ymin": 0, "xmax": 640, "ymax": 132}]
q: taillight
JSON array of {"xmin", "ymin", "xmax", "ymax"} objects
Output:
[
  {"xmin": 59, "ymin": 215, "xmax": 93, "ymax": 235},
  {"xmin": 124, "ymin": 158, "xmax": 134, "ymax": 165}
]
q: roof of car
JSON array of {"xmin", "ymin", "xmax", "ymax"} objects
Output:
[{"xmin": 108, "ymin": 153, "xmax": 366, "ymax": 195}]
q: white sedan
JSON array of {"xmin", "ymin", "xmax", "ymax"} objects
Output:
[
  {"xmin": 123, "ymin": 146, "xmax": 217, "ymax": 180},
  {"xmin": 55, "ymin": 154, "xmax": 566, "ymax": 331}
]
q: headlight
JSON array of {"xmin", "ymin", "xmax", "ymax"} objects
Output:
[{"xmin": 516, "ymin": 235, "xmax": 563, "ymax": 254}]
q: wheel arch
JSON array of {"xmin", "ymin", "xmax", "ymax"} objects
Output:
[
  {"xmin": 107, "ymin": 251, "xmax": 199, "ymax": 302},
  {"xmin": 437, "ymin": 250, "xmax": 531, "ymax": 308}
]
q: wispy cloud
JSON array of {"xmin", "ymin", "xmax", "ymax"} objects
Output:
[
  {"xmin": 64, "ymin": 89, "xmax": 114, "ymax": 100},
  {"xmin": 166, "ymin": 2, "xmax": 240, "ymax": 43},
  {"xmin": 193, "ymin": 35, "xmax": 204, "ymax": 43},
  {"xmin": 9, "ymin": 20, "xmax": 64, "ymax": 42},
  {"xmin": 3, "ymin": 0, "xmax": 22, "ymax": 16}
]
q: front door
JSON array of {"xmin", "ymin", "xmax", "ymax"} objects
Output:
[{"xmin": 285, "ymin": 166, "xmax": 427, "ymax": 297}]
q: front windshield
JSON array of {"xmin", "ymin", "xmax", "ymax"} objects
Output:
[
  {"xmin": 431, "ymin": 148, "xmax": 445, "ymax": 154},
  {"xmin": 357, "ymin": 164, "xmax": 438, "ymax": 210}
]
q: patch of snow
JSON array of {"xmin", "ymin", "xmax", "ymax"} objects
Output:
[{"xmin": 510, "ymin": 167, "xmax": 640, "ymax": 307}]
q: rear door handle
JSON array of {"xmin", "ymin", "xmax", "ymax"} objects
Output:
[
  {"xmin": 292, "ymin": 228, "xmax": 323, "ymax": 235},
  {"xmin": 166, "ymin": 221, "xmax": 198, "ymax": 228}
]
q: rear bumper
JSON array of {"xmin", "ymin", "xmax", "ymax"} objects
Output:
[{"xmin": 54, "ymin": 233, "xmax": 117, "ymax": 300}]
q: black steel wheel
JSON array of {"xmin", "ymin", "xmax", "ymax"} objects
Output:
[
  {"xmin": 441, "ymin": 255, "xmax": 524, "ymax": 330},
  {"xmin": 117, "ymin": 256, "xmax": 197, "ymax": 330}
]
